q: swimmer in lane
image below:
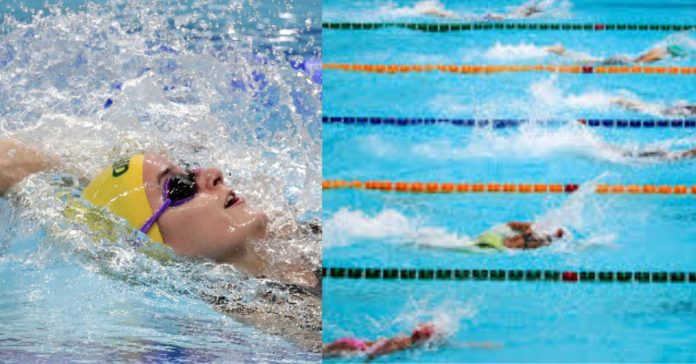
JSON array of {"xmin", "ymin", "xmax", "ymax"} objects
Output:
[
  {"xmin": 470, "ymin": 222, "xmax": 565, "ymax": 251},
  {"xmin": 610, "ymin": 97, "xmax": 696, "ymax": 117},
  {"xmin": 323, "ymin": 323, "xmax": 499, "ymax": 360},
  {"xmin": 322, "ymin": 324, "xmax": 438, "ymax": 359},
  {"xmin": 483, "ymin": 0, "xmax": 552, "ymax": 20},
  {"xmin": 0, "ymin": 137, "xmax": 322, "ymax": 349},
  {"xmin": 0, "ymin": 137, "xmax": 318, "ymax": 287},
  {"xmin": 414, "ymin": 0, "xmax": 550, "ymax": 20},
  {"xmin": 621, "ymin": 148, "xmax": 696, "ymax": 160},
  {"xmin": 545, "ymin": 43, "xmax": 690, "ymax": 65}
]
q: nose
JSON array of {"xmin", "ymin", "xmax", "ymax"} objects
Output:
[{"xmin": 196, "ymin": 167, "xmax": 225, "ymax": 191}]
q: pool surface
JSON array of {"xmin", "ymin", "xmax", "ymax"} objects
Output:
[{"xmin": 323, "ymin": 0, "xmax": 695, "ymax": 362}]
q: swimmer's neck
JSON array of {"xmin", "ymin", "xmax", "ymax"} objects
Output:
[{"xmin": 218, "ymin": 241, "xmax": 269, "ymax": 278}]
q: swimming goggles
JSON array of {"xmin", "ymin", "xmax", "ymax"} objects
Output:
[{"xmin": 140, "ymin": 169, "xmax": 198, "ymax": 234}]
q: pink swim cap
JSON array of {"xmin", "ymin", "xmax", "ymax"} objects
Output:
[{"xmin": 411, "ymin": 324, "xmax": 436, "ymax": 342}]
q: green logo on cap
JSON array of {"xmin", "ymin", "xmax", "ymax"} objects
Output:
[{"xmin": 112, "ymin": 159, "xmax": 130, "ymax": 177}]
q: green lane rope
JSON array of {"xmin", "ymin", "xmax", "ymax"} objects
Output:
[{"xmin": 323, "ymin": 267, "xmax": 696, "ymax": 283}]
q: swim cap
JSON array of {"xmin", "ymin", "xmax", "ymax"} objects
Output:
[
  {"xmin": 82, "ymin": 154, "xmax": 164, "ymax": 243},
  {"xmin": 667, "ymin": 44, "xmax": 687, "ymax": 58},
  {"xmin": 411, "ymin": 324, "xmax": 436, "ymax": 342}
]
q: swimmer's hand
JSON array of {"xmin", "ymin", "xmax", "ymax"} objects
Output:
[{"xmin": 0, "ymin": 138, "xmax": 55, "ymax": 195}]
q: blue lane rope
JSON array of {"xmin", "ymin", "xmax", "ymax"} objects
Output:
[
  {"xmin": 323, "ymin": 116, "xmax": 696, "ymax": 128},
  {"xmin": 322, "ymin": 267, "xmax": 696, "ymax": 283}
]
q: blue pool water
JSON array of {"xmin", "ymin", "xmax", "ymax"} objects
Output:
[
  {"xmin": 1, "ymin": 0, "xmax": 321, "ymax": 362},
  {"xmin": 323, "ymin": 0, "xmax": 695, "ymax": 362}
]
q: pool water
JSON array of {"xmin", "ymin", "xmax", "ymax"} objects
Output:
[
  {"xmin": 323, "ymin": 0, "xmax": 696, "ymax": 362},
  {"xmin": 0, "ymin": 0, "xmax": 321, "ymax": 362}
]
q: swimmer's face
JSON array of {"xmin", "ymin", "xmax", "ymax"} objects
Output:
[{"xmin": 141, "ymin": 154, "xmax": 268, "ymax": 260}]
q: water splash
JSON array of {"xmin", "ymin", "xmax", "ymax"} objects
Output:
[
  {"xmin": 325, "ymin": 208, "xmax": 475, "ymax": 250},
  {"xmin": 533, "ymin": 174, "xmax": 620, "ymax": 252},
  {"xmin": 484, "ymin": 42, "xmax": 594, "ymax": 62},
  {"xmin": 392, "ymin": 298, "xmax": 476, "ymax": 340}
]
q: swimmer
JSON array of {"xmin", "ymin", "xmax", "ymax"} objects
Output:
[
  {"xmin": 413, "ymin": 0, "xmax": 548, "ymax": 20},
  {"xmin": 323, "ymin": 323, "xmax": 437, "ymax": 360},
  {"xmin": 324, "ymin": 323, "xmax": 499, "ymax": 360},
  {"xmin": 584, "ymin": 133, "xmax": 696, "ymax": 161},
  {"xmin": 470, "ymin": 222, "xmax": 565, "ymax": 250},
  {"xmin": 611, "ymin": 98, "xmax": 696, "ymax": 117},
  {"xmin": 0, "ymin": 137, "xmax": 319, "ymax": 290},
  {"xmin": 484, "ymin": 0, "xmax": 549, "ymax": 20},
  {"xmin": 545, "ymin": 43, "xmax": 690, "ymax": 65},
  {"xmin": 621, "ymin": 148, "xmax": 696, "ymax": 160}
]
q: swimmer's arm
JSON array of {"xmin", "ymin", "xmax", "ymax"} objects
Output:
[
  {"xmin": 634, "ymin": 47, "xmax": 668, "ymax": 64},
  {"xmin": 0, "ymin": 138, "xmax": 55, "ymax": 196},
  {"xmin": 366, "ymin": 336, "xmax": 412, "ymax": 361},
  {"xmin": 506, "ymin": 221, "xmax": 532, "ymax": 233}
]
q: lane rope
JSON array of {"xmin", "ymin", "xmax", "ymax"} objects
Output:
[
  {"xmin": 323, "ymin": 116, "xmax": 696, "ymax": 128},
  {"xmin": 322, "ymin": 267, "xmax": 696, "ymax": 284},
  {"xmin": 323, "ymin": 180, "xmax": 696, "ymax": 195},
  {"xmin": 324, "ymin": 63, "xmax": 696, "ymax": 75},
  {"xmin": 323, "ymin": 22, "xmax": 695, "ymax": 32}
]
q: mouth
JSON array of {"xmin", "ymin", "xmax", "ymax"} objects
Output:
[{"xmin": 224, "ymin": 190, "xmax": 244, "ymax": 209}]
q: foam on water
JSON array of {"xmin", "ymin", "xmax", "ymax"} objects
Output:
[
  {"xmin": 0, "ymin": 0, "xmax": 321, "ymax": 357},
  {"xmin": 483, "ymin": 42, "xmax": 595, "ymax": 62},
  {"xmin": 325, "ymin": 208, "xmax": 476, "ymax": 250}
]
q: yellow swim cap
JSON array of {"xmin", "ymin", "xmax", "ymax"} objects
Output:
[{"xmin": 82, "ymin": 154, "xmax": 164, "ymax": 244}]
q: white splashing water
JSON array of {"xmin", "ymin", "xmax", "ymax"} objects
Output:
[
  {"xmin": 325, "ymin": 208, "xmax": 474, "ymax": 250},
  {"xmin": 392, "ymin": 298, "xmax": 477, "ymax": 340},
  {"xmin": 533, "ymin": 174, "xmax": 619, "ymax": 252},
  {"xmin": 484, "ymin": 42, "xmax": 595, "ymax": 62}
]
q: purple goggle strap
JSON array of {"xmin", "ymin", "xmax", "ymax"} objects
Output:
[{"xmin": 140, "ymin": 176, "xmax": 197, "ymax": 234}]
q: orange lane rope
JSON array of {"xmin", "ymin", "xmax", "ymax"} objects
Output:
[
  {"xmin": 323, "ymin": 63, "xmax": 696, "ymax": 75},
  {"xmin": 322, "ymin": 180, "xmax": 696, "ymax": 195}
]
